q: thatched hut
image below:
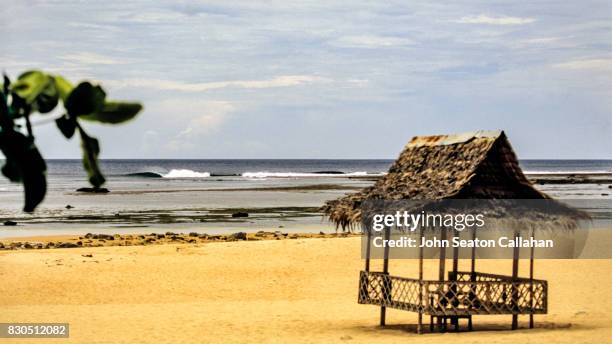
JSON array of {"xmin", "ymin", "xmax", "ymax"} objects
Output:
[
  {"xmin": 322, "ymin": 130, "xmax": 587, "ymax": 333},
  {"xmin": 323, "ymin": 130, "xmax": 560, "ymax": 230}
]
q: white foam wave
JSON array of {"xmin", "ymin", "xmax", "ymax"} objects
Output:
[
  {"xmin": 241, "ymin": 171, "xmax": 374, "ymax": 178},
  {"xmin": 162, "ymin": 169, "xmax": 211, "ymax": 178}
]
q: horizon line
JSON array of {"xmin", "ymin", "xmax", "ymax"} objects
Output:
[{"xmin": 23, "ymin": 157, "xmax": 612, "ymax": 161}]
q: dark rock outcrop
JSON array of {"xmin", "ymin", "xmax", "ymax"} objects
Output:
[
  {"xmin": 76, "ymin": 187, "xmax": 110, "ymax": 193},
  {"xmin": 229, "ymin": 232, "xmax": 247, "ymax": 240},
  {"xmin": 57, "ymin": 242, "xmax": 79, "ymax": 248}
]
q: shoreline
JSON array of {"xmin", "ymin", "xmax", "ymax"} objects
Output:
[
  {"xmin": 0, "ymin": 231, "xmax": 358, "ymax": 250},
  {"xmin": 67, "ymin": 183, "xmax": 365, "ymax": 195},
  {"xmin": 0, "ymin": 206, "xmax": 324, "ymax": 226}
]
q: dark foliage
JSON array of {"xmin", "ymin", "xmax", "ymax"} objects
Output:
[{"xmin": 0, "ymin": 70, "xmax": 142, "ymax": 211}]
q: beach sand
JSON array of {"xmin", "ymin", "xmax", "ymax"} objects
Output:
[{"xmin": 0, "ymin": 236, "xmax": 611, "ymax": 343}]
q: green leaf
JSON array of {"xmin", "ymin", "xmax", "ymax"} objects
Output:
[
  {"xmin": 8, "ymin": 93, "xmax": 30, "ymax": 119},
  {"xmin": 0, "ymin": 130, "xmax": 47, "ymax": 212},
  {"xmin": 8, "ymin": 70, "xmax": 59, "ymax": 115},
  {"xmin": 0, "ymin": 130, "xmax": 29, "ymax": 182},
  {"xmin": 0, "ymin": 86, "xmax": 12, "ymax": 130},
  {"xmin": 35, "ymin": 80, "xmax": 59, "ymax": 113},
  {"xmin": 80, "ymin": 101, "xmax": 142, "ymax": 124},
  {"xmin": 1, "ymin": 158, "xmax": 20, "ymax": 182},
  {"xmin": 55, "ymin": 115, "xmax": 77, "ymax": 138},
  {"xmin": 52, "ymin": 75, "xmax": 74, "ymax": 102},
  {"xmin": 78, "ymin": 127, "xmax": 105, "ymax": 188},
  {"xmin": 9, "ymin": 70, "xmax": 50, "ymax": 103},
  {"xmin": 65, "ymin": 82, "xmax": 106, "ymax": 118},
  {"xmin": 3, "ymin": 74, "xmax": 10, "ymax": 95},
  {"xmin": 22, "ymin": 150, "xmax": 47, "ymax": 212}
]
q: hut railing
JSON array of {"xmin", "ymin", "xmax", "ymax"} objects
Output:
[{"xmin": 358, "ymin": 271, "xmax": 547, "ymax": 316}]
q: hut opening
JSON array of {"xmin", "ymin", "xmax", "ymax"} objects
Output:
[{"xmin": 322, "ymin": 130, "xmax": 587, "ymax": 333}]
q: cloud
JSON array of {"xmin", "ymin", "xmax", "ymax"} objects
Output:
[
  {"xmin": 5, "ymin": 0, "xmax": 611, "ymax": 158},
  {"xmin": 511, "ymin": 36, "xmax": 578, "ymax": 49},
  {"xmin": 59, "ymin": 52, "xmax": 131, "ymax": 65},
  {"xmin": 179, "ymin": 106, "xmax": 233, "ymax": 136},
  {"xmin": 331, "ymin": 35, "xmax": 414, "ymax": 48},
  {"xmin": 151, "ymin": 99, "xmax": 235, "ymax": 153},
  {"xmin": 455, "ymin": 14, "xmax": 536, "ymax": 25},
  {"xmin": 553, "ymin": 58, "xmax": 612, "ymax": 71},
  {"xmin": 345, "ymin": 79, "xmax": 369, "ymax": 87},
  {"xmin": 2, "ymin": 57, "xmax": 46, "ymax": 71},
  {"xmin": 156, "ymin": 99, "xmax": 234, "ymax": 131},
  {"xmin": 109, "ymin": 75, "xmax": 331, "ymax": 92},
  {"xmin": 521, "ymin": 37, "xmax": 563, "ymax": 44}
]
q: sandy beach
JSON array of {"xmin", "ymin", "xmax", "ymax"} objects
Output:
[
  {"xmin": 2, "ymin": 0, "xmax": 611, "ymax": 342},
  {"xmin": 1, "ymin": 236, "xmax": 611, "ymax": 343}
]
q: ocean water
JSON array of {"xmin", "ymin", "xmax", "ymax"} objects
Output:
[
  {"xmin": 37, "ymin": 158, "xmax": 612, "ymax": 178},
  {"xmin": 0, "ymin": 159, "xmax": 610, "ymax": 237},
  {"xmin": 520, "ymin": 160, "xmax": 612, "ymax": 174}
]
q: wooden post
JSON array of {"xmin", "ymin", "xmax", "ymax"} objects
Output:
[
  {"xmin": 451, "ymin": 230, "xmax": 459, "ymax": 329},
  {"xmin": 437, "ymin": 228, "xmax": 447, "ymax": 330},
  {"xmin": 470, "ymin": 228, "xmax": 477, "ymax": 278},
  {"xmin": 359, "ymin": 227, "xmax": 372, "ymax": 306},
  {"xmin": 529, "ymin": 227, "xmax": 535, "ymax": 329},
  {"xmin": 438, "ymin": 228, "xmax": 447, "ymax": 281},
  {"xmin": 469, "ymin": 228, "xmax": 476, "ymax": 332},
  {"xmin": 452, "ymin": 230, "xmax": 459, "ymax": 277},
  {"xmin": 380, "ymin": 225, "xmax": 391, "ymax": 326},
  {"xmin": 418, "ymin": 226, "xmax": 424, "ymax": 334},
  {"xmin": 511, "ymin": 229, "xmax": 520, "ymax": 330},
  {"xmin": 365, "ymin": 227, "xmax": 372, "ymax": 272}
]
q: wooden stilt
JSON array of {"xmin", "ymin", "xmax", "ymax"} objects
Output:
[
  {"xmin": 529, "ymin": 227, "xmax": 535, "ymax": 329},
  {"xmin": 511, "ymin": 229, "xmax": 520, "ymax": 330},
  {"xmin": 380, "ymin": 225, "xmax": 391, "ymax": 326},
  {"xmin": 365, "ymin": 227, "xmax": 372, "ymax": 272},
  {"xmin": 452, "ymin": 230, "xmax": 459, "ymax": 278},
  {"xmin": 437, "ymin": 228, "xmax": 447, "ymax": 330},
  {"xmin": 438, "ymin": 228, "xmax": 447, "ymax": 281},
  {"xmin": 451, "ymin": 230, "xmax": 459, "ymax": 330},
  {"xmin": 469, "ymin": 228, "xmax": 477, "ymax": 331},
  {"xmin": 470, "ymin": 228, "xmax": 477, "ymax": 279},
  {"xmin": 359, "ymin": 227, "xmax": 372, "ymax": 307},
  {"xmin": 418, "ymin": 226, "xmax": 424, "ymax": 334}
]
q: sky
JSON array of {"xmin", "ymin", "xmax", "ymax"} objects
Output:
[{"xmin": 2, "ymin": 0, "xmax": 612, "ymax": 159}]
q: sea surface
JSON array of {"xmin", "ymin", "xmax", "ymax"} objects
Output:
[{"xmin": 0, "ymin": 159, "xmax": 611, "ymax": 237}]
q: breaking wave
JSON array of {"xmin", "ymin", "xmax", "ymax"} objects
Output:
[
  {"xmin": 162, "ymin": 169, "xmax": 211, "ymax": 178},
  {"xmin": 125, "ymin": 170, "xmax": 383, "ymax": 179},
  {"xmin": 125, "ymin": 169, "xmax": 211, "ymax": 178},
  {"xmin": 124, "ymin": 172, "xmax": 164, "ymax": 178}
]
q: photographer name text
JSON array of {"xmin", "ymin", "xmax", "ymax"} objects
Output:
[{"xmin": 373, "ymin": 236, "xmax": 553, "ymax": 248}]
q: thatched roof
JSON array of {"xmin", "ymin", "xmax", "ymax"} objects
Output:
[{"xmin": 322, "ymin": 130, "xmax": 586, "ymax": 230}]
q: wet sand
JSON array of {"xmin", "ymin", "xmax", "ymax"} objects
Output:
[{"xmin": 0, "ymin": 236, "xmax": 611, "ymax": 343}]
